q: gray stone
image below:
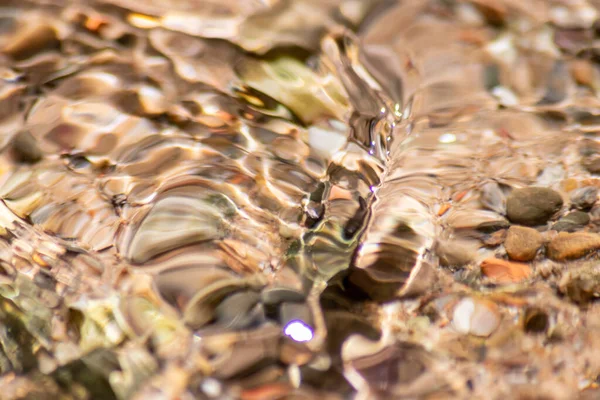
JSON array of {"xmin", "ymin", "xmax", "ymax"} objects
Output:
[
  {"xmin": 552, "ymin": 211, "xmax": 590, "ymax": 232},
  {"xmin": 570, "ymin": 186, "xmax": 598, "ymax": 210}
]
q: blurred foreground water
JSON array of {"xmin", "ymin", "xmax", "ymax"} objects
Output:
[{"xmin": 3, "ymin": 1, "xmax": 600, "ymax": 399}]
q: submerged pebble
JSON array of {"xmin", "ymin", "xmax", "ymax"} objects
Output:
[
  {"xmin": 504, "ymin": 226, "xmax": 544, "ymax": 261},
  {"xmin": 435, "ymin": 239, "xmax": 478, "ymax": 267},
  {"xmin": 552, "ymin": 211, "xmax": 590, "ymax": 232},
  {"xmin": 547, "ymin": 232, "xmax": 600, "ymax": 261},
  {"xmin": 506, "ymin": 187, "xmax": 564, "ymax": 226},
  {"xmin": 10, "ymin": 131, "xmax": 42, "ymax": 164},
  {"xmin": 480, "ymin": 257, "xmax": 532, "ymax": 283},
  {"xmin": 452, "ymin": 297, "xmax": 500, "ymax": 337}
]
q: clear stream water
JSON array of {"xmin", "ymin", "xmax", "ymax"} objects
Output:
[{"xmin": 1, "ymin": 1, "xmax": 600, "ymax": 399}]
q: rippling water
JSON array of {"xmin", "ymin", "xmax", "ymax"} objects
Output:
[{"xmin": 3, "ymin": 1, "xmax": 600, "ymax": 399}]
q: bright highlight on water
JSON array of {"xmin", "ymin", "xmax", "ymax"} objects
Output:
[{"xmin": 283, "ymin": 320, "xmax": 314, "ymax": 342}]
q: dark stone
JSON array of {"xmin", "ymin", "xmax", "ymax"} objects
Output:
[
  {"xmin": 33, "ymin": 271, "xmax": 56, "ymax": 291},
  {"xmin": 52, "ymin": 350, "xmax": 118, "ymax": 400},
  {"xmin": 506, "ymin": 187, "xmax": 563, "ymax": 226},
  {"xmin": 552, "ymin": 211, "xmax": 590, "ymax": 232},
  {"xmin": 10, "ymin": 131, "xmax": 42, "ymax": 164},
  {"xmin": 523, "ymin": 308, "xmax": 549, "ymax": 334}
]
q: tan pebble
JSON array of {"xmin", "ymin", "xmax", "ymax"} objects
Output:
[
  {"xmin": 435, "ymin": 239, "xmax": 478, "ymax": 267},
  {"xmin": 571, "ymin": 59, "xmax": 596, "ymax": 87},
  {"xmin": 480, "ymin": 258, "xmax": 532, "ymax": 283},
  {"xmin": 504, "ymin": 226, "xmax": 543, "ymax": 261},
  {"xmin": 547, "ymin": 232, "xmax": 600, "ymax": 261}
]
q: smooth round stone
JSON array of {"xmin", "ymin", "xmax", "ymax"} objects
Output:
[
  {"xmin": 506, "ymin": 187, "xmax": 563, "ymax": 226},
  {"xmin": 552, "ymin": 211, "xmax": 590, "ymax": 232},
  {"xmin": 504, "ymin": 226, "xmax": 544, "ymax": 261}
]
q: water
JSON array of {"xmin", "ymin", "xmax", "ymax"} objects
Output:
[{"xmin": 1, "ymin": 1, "xmax": 600, "ymax": 399}]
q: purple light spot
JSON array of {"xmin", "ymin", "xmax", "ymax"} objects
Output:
[{"xmin": 283, "ymin": 320, "xmax": 314, "ymax": 342}]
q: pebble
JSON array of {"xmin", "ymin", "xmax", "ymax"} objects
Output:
[
  {"xmin": 452, "ymin": 297, "xmax": 500, "ymax": 337},
  {"xmin": 570, "ymin": 186, "xmax": 598, "ymax": 210},
  {"xmin": 506, "ymin": 187, "xmax": 563, "ymax": 226},
  {"xmin": 480, "ymin": 257, "xmax": 532, "ymax": 283},
  {"xmin": 504, "ymin": 226, "xmax": 544, "ymax": 261},
  {"xmin": 570, "ymin": 59, "xmax": 596, "ymax": 87},
  {"xmin": 435, "ymin": 239, "xmax": 478, "ymax": 267},
  {"xmin": 547, "ymin": 232, "xmax": 600, "ymax": 261},
  {"xmin": 552, "ymin": 211, "xmax": 590, "ymax": 232},
  {"xmin": 580, "ymin": 140, "xmax": 600, "ymax": 174},
  {"xmin": 10, "ymin": 131, "xmax": 42, "ymax": 164}
]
